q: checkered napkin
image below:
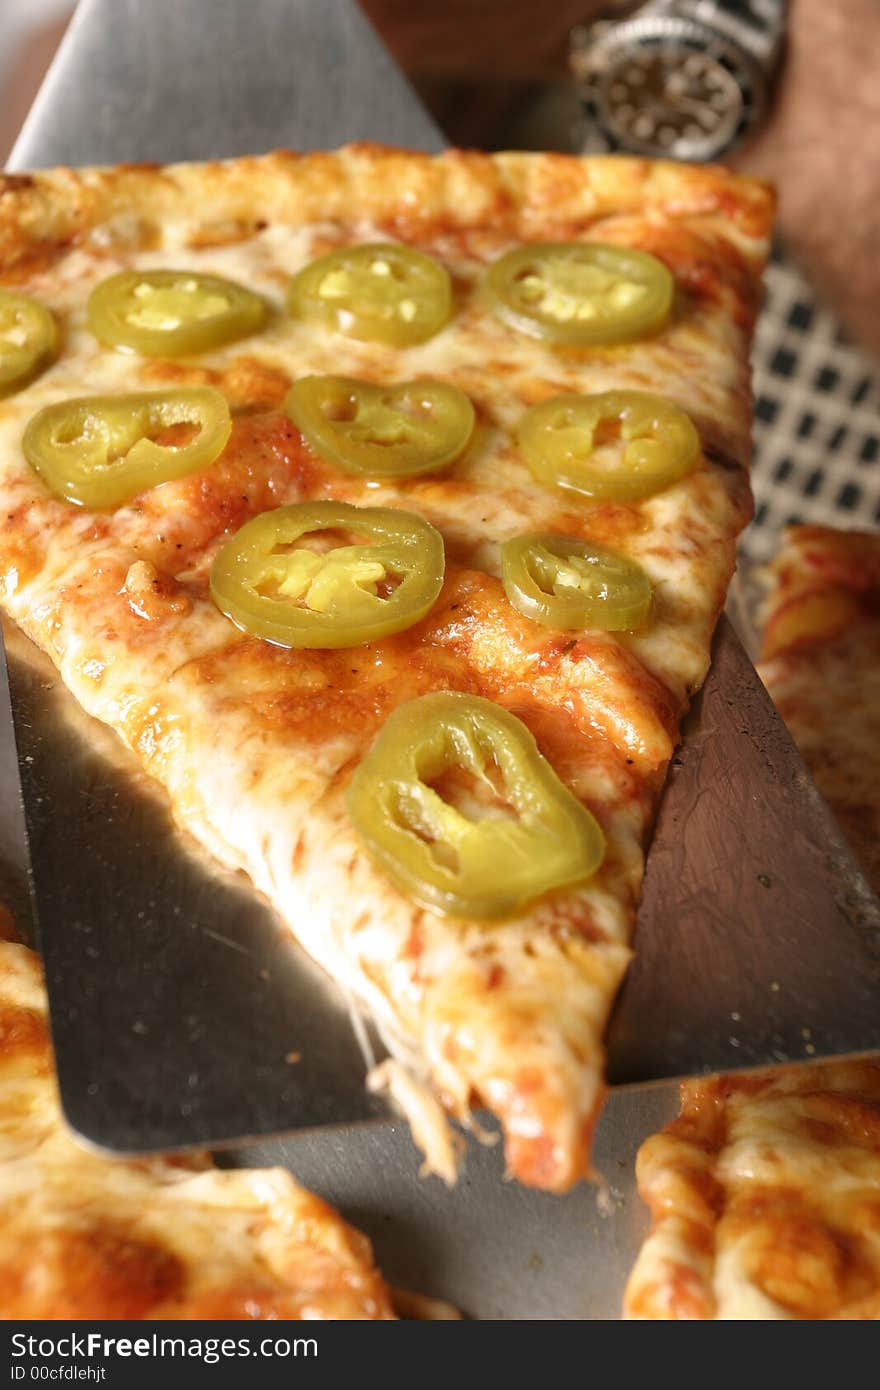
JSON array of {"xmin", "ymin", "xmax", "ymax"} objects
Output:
[{"xmin": 747, "ymin": 251, "xmax": 880, "ymax": 562}]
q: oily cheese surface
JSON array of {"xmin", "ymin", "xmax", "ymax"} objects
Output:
[
  {"xmin": 624, "ymin": 1062, "xmax": 880, "ymax": 1320},
  {"xmin": 757, "ymin": 524, "xmax": 880, "ymax": 896},
  {"xmin": 0, "ymin": 148, "xmax": 772, "ymax": 1191},
  {"xmin": 0, "ymin": 939, "xmax": 394, "ymax": 1319}
]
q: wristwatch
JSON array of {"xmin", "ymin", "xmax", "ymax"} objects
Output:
[{"xmin": 570, "ymin": 1, "xmax": 786, "ymax": 161}]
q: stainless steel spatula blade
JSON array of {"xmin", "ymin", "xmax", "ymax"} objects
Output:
[
  {"xmin": 607, "ymin": 616, "xmax": 880, "ymax": 1083},
  {"xmin": 0, "ymin": 623, "xmax": 36, "ymax": 947},
  {"xmin": 2, "ymin": 619, "xmax": 389, "ymax": 1151},
  {"xmin": 5, "ymin": 0, "xmax": 879, "ymax": 1158}
]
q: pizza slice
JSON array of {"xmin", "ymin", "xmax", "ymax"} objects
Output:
[
  {"xmin": 0, "ymin": 147, "xmax": 773, "ymax": 1191},
  {"xmin": 625, "ymin": 524, "xmax": 880, "ymax": 1319},
  {"xmin": 757, "ymin": 524, "xmax": 880, "ymax": 894},
  {"xmin": 0, "ymin": 934, "xmax": 395, "ymax": 1319},
  {"xmin": 624, "ymin": 1061, "xmax": 880, "ymax": 1319}
]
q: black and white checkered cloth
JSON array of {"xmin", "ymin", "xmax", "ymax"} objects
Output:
[{"xmin": 748, "ymin": 251, "xmax": 880, "ymax": 561}]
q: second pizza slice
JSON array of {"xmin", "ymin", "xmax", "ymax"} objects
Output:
[{"xmin": 0, "ymin": 147, "xmax": 773, "ymax": 1191}]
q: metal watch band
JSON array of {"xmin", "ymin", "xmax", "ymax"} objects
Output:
[{"xmin": 641, "ymin": 0, "xmax": 786, "ymax": 72}]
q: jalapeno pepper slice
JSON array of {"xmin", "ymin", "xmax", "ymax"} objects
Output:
[
  {"xmin": 502, "ymin": 532, "xmax": 652, "ymax": 632},
  {"xmin": 210, "ymin": 501, "xmax": 445, "ymax": 649},
  {"xmin": 22, "ymin": 388, "xmax": 232, "ymax": 508},
  {"xmin": 285, "ymin": 375, "xmax": 475, "ymax": 479},
  {"xmin": 486, "ymin": 243, "xmax": 673, "ymax": 345},
  {"xmin": 347, "ymin": 690, "xmax": 605, "ymax": 919},
  {"xmin": 87, "ymin": 269, "xmax": 267, "ymax": 356},
  {"xmin": 287, "ymin": 243, "xmax": 451, "ymax": 346},
  {"xmin": 518, "ymin": 390, "xmax": 700, "ymax": 502},
  {"xmin": 0, "ymin": 288, "xmax": 58, "ymax": 396}
]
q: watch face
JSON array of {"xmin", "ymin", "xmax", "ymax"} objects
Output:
[
  {"xmin": 570, "ymin": 15, "xmax": 767, "ymax": 163},
  {"xmin": 597, "ymin": 48, "xmax": 744, "ymax": 161}
]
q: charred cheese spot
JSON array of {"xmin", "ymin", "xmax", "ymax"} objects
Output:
[
  {"xmin": 15, "ymin": 1226, "xmax": 186, "ymax": 1319},
  {"xmin": 0, "ymin": 1003, "xmax": 51, "ymax": 1070},
  {"xmin": 124, "ymin": 560, "xmax": 191, "ymax": 620},
  {"xmin": 802, "ymin": 1092, "xmax": 880, "ymax": 1150},
  {"xmin": 186, "ymin": 219, "xmax": 269, "ymax": 249},
  {"xmin": 0, "ymin": 239, "xmax": 75, "ymax": 283},
  {"xmin": 739, "ymin": 1206, "xmax": 861, "ymax": 1319}
]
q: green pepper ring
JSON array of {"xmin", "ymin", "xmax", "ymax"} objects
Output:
[
  {"xmin": 485, "ymin": 243, "xmax": 674, "ymax": 346},
  {"xmin": 347, "ymin": 689, "xmax": 605, "ymax": 919},
  {"xmin": 22, "ymin": 387, "xmax": 232, "ymax": 508},
  {"xmin": 87, "ymin": 269, "xmax": 268, "ymax": 357},
  {"xmin": 285, "ymin": 374, "xmax": 475, "ymax": 478},
  {"xmin": 0, "ymin": 288, "xmax": 58, "ymax": 397},
  {"xmin": 518, "ymin": 389, "xmax": 701, "ymax": 502},
  {"xmin": 502, "ymin": 532, "xmax": 653, "ymax": 632},
  {"xmin": 287, "ymin": 243, "xmax": 451, "ymax": 347},
  {"xmin": 210, "ymin": 500, "xmax": 446, "ymax": 649}
]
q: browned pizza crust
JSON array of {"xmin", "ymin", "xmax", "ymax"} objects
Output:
[{"xmin": 0, "ymin": 146, "xmax": 772, "ymax": 276}]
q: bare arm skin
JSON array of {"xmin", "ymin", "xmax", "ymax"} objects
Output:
[{"xmin": 734, "ymin": 0, "xmax": 880, "ymax": 358}]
